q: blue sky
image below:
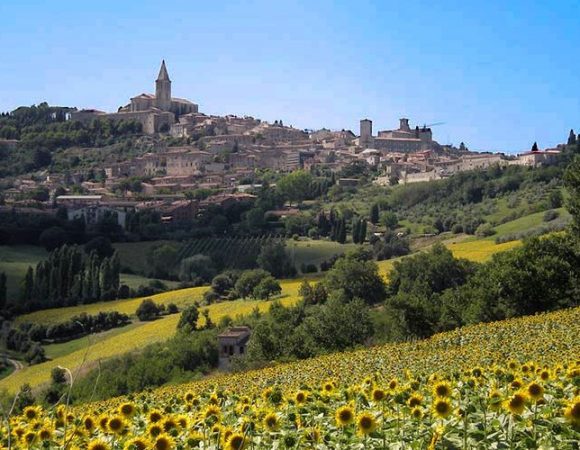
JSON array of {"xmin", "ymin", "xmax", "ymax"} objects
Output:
[{"xmin": 1, "ymin": 0, "xmax": 578, "ymax": 153}]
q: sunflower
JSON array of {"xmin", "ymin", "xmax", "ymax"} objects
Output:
[
  {"xmin": 408, "ymin": 393, "xmax": 423, "ymax": 408},
  {"xmin": 124, "ymin": 437, "xmax": 151, "ymax": 450},
  {"xmin": 147, "ymin": 423, "xmax": 163, "ymax": 438},
  {"xmin": 107, "ymin": 415, "xmax": 126, "ymax": 434},
  {"xmin": 263, "ymin": 412, "xmax": 280, "ymax": 432},
  {"xmin": 22, "ymin": 431, "xmax": 37, "ymax": 445},
  {"xmin": 87, "ymin": 440, "xmax": 110, "ymax": 450},
  {"xmin": 204, "ymin": 404, "xmax": 221, "ymax": 420},
  {"xmin": 510, "ymin": 379, "xmax": 523, "ymax": 390},
  {"xmin": 372, "ymin": 388, "xmax": 386, "ymax": 402},
  {"xmin": 153, "ymin": 433, "xmax": 175, "ymax": 450},
  {"xmin": 356, "ymin": 412, "xmax": 377, "ymax": 435},
  {"xmin": 505, "ymin": 392, "xmax": 527, "ymax": 415},
  {"xmin": 118, "ymin": 402, "xmax": 136, "ymax": 417},
  {"xmin": 22, "ymin": 405, "xmax": 42, "ymax": 421},
  {"xmin": 526, "ymin": 382, "xmax": 544, "ymax": 401},
  {"xmin": 149, "ymin": 409, "xmax": 163, "ymax": 423},
  {"xmin": 176, "ymin": 414, "xmax": 188, "ymax": 428},
  {"xmin": 433, "ymin": 381, "xmax": 452, "ymax": 398},
  {"xmin": 83, "ymin": 415, "xmax": 96, "ymax": 433},
  {"xmin": 539, "ymin": 369, "xmax": 550, "ymax": 381},
  {"xmin": 411, "ymin": 407, "xmax": 423, "ymax": 419},
  {"xmin": 225, "ymin": 432, "xmax": 248, "ymax": 450},
  {"xmin": 162, "ymin": 417, "xmax": 177, "ymax": 432},
  {"xmin": 335, "ymin": 405, "xmax": 355, "ymax": 426},
  {"xmin": 184, "ymin": 391, "xmax": 195, "ymax": 403},
  {"xmin": 322, "ymin": 380, "xmax": 335, "ymax": 394},
  {"xmin": 432, "ymin": 398, "xmax": 452, "ymax": 419},
  {"xmin": 388, "ymin": 378, "xmax": 398, "ymax": 391},
  {"xmin": 294, "ymin": 390, "xmax": 308, "ymax": 404},
  {"xmin": 98, "ymin": 415, "xmax": 109, "ymax": 432},
  {"xmin": 563, "ymin": 396, "xmax": 580, "ymax": 427},
  {"xmin": 38, "ymin": 426, "xmax": 52, "ymax": 441}
]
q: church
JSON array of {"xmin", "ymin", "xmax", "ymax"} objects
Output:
[
  {"xmin": 71, "ymin": 61, "xmax": 198, "ymax": 134},
  {"xmin": 122, "ymin": 60, "xmax": 198, "ymax": 117}
]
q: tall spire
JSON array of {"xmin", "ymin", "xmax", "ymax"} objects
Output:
[{"xmin": 157, "ymin": 60, "xmax": 171, "ymax": 82}]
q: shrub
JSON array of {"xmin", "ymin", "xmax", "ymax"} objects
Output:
[
  {"xmin": 475, "ymin": 223, "xmax": 495, "ymax": 237},
  {"xmin": 136, "ymin": 299, "xmax": 160, "ymax": 321},
  {"xmin": 543, "ymin": 209, "xmax": 559, "ymax": 222}
]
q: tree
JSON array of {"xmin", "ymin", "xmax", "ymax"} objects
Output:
[
  {"xmin": 568, "ymin": 129, "xmax": 577, "ymax": 146},
  {"xmin": 564, "ymin": 155, "xmax": 580, "ymax": 235},
  {"xmin": 252, "ymin": 276, "xmax": 281, "ymax": 300},
  {"xmin": 136, "ymin": 299, "xmax": 160, "ymax": 321},
  {"xmin": 257, "ymin": 241, "xmax": 294, "ymax": 278},
  {"xmin": 147, "ymin": 244, "xmax": 178, "ymax": 279},
  {"xmin": 324, "ymin": 253, "xmax": 386, "ymax": 305},
  {"xmin": 38, "ymin": 226, "xmax": 68, "ymax": 251},
  {"xmin": 179, "ymin": 254, "xmax": 216, "ymax": 283},
  {"xmin": 276, "ymin": 170, "xmax": 313, "ymax": 205},
  {"xmin": 531, "ymin": 141, "xmax": 539, "ymax": 152},
  {"xmin": 234, "ymin": 269, "xmax": 270, "ymax": 298},
  {"xmin": 20, "ymin": 266, "xmax": 34, "ymax": 304},
  {"xmin": 380, "ymin": 211, "xmax": 398, "ymax": 230},
  {"xmin": 84, "ymin": 236, "xmax": 114, "ymax": 259},
  {"xmin": 0, "ymin": 272, "xmax": 6, "ymax": 310},
  {"xmin": 177, "ymin": 304, "xmax": 199, "ymax": 331},
  {"xmin": 370, "ymin": 204, "xmax": 380, "ymax": 225}
]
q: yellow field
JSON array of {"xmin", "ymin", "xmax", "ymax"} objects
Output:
[
  {"xmin": 1, "ymin": 295, "xmax": 301, "ymax": 393},
  {"xmin": 446, "ymin": 238, "xmax": 521, "ymax": 262},
  {"xmin": 8, "ymin": 307, "xmax": 578, "ymax": 449}
]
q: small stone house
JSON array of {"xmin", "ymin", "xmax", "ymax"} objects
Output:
[{"xmin": 217, "ymin": 326, "xmax": 251, "ymax": 369}]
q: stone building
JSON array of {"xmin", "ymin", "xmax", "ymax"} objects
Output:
[
  {"xmin": 71, "ymin": 61, "xmax": 198, "ymax": 134},
  {"xmin": 217, "ymin": 326, "xmax": 251, "ymax": 369},
  {"xmin": 360, "ymin": 118, "xmax": 435, "ymax": 153}
]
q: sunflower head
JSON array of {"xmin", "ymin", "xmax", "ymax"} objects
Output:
[
  {"xmin": 225, "ymin": 432, "xmax": 248, "ymax": 450},
  {"xmin": 432, "ymin": 398, "xmax": 453, "ymax": 419},
  {"xmin": 356, "ymin": 412, "xmax": 377, "ymax": 435},
  {"xmin": 335, "ymin": 405, "xmax": 355, "ymax": 427},
  {"xmin": 88, "ymin": 440, "xmax": 110, "ymax": 450},
  {"xmin": 433, "ymin": 381, "xmax": 452, "ymax": 398},
  {"xmin": 124, "ymin": 437, "xmax": 151, "ymax": 450},
  {"xmin": 527, "ymin": 382, "xmax": 544, "ymax": 401},
  {"xmin": 153, "ymin": 433, "xmax": 175, "ymax": 450},
  {"xmin": 107, "ymin": 415, "xmax": 126, "ymax": 434},
  {"xmin": 263, "ymin": 412, "xmax": 280, "ymax": 432},
  {"xmin": 505, "ymin": 392, "xmax": 527, "ymax": 415},
  {"xmin": 372, "ymin": 388, "xmax": 386, "ymax": 402},
  {"xmin": 119, "ymin": 402, "xmax": 136, "ymax": 417}
]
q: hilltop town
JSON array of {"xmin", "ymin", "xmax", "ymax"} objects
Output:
[{"xmin": 0, "ymin": 61, "xmax": 566, "ymax": 227}]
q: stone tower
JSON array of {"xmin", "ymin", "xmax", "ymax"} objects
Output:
[
  {"xmin": 360, "ymin": 118, "xmax": 373, "ymax": 147},
  {"xmin": 155, "ymin": 60, "xmax": 172, "ymax": 111}
]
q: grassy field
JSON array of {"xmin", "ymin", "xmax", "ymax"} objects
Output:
[
  {"xmin": 287, "ymin": 239, "xmax": 358, "ymax": 269},
  {"xmin": 489, "ymin": 207, "xmax": 569, "ymax": 239},
  {"xmin": 0, "ymin": 245, "xmax": 47, "ymax": 300}
]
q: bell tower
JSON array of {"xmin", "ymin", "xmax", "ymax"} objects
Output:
[{"xmin": 155, "ymin": 60, "xmax": 172, "ymax": 111}]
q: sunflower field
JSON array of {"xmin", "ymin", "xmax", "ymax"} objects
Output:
[{"xmin": 4, "ymin": 306, "xmax": 579, "ymax": 449}]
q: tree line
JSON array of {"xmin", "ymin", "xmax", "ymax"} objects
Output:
[{"xmin": 15, "ymin": 244, "xmax": 120, "ymax": 313}]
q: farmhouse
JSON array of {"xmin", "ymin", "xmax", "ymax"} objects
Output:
[{"xmin": 217, "ymin": 326, "xmax": 251, "ymax": 369}]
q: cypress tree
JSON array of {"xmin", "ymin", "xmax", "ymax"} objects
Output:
[
  {"xmin": 531, "ymin": 142, "xmax": 539, "ymax": 152},
  {"xmin": 360, "ymin": 219, "xmax": 367, "ymax": 244},
  {"xmin": 351, "ymin": 218, "xmax": 360, "ymax": 244},
  {"xmin": 370, "ymin": 204, "xmax": 380, "ymax": 225},
  {"xmin": 0, "ymin": 272, "xmax": 6, "ymax": 310},
  {"xmin": 20, "ymin": 266, "xmax": 34, "ymax": 306},
  {"xmin": 568, "ymin": 129, "xmax": 577, "ymax": 146},
  {"xmin": 337, "ymin": 218, "xmax": 347, "ymax": 244}
]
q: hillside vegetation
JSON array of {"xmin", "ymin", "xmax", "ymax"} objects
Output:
[{"xmin": 7, "ymin": 307, "xmax": 580, "ymax": 448}]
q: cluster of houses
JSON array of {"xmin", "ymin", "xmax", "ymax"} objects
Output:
[{"xmin": 0, "ymin": 62, "xmax": 563, "ymax": 217}]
